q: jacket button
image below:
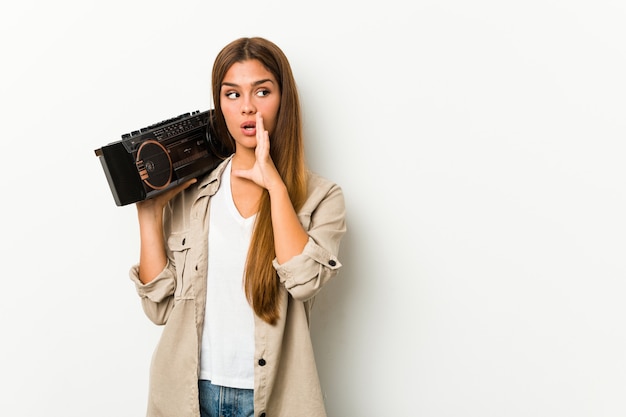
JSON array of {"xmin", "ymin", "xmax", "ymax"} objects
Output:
[
  {"xmin": 329, "ymin": 259, "xmax": 336, "ymax": 266},
  {"xmin": 182, "ymin": 238, "xmax": 186, "ymax": 245},
  {"xmin": 258, "ymin": 358, "xmax": 266, "ymax": 366}
]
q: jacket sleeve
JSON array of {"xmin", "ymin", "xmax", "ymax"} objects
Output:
[
  {"xmin": 129, "ymin": 261, "xmax": 177, "ymax": 325},
  {"xmin": 273, "ymin": 180, "xmax": 347, "ymax": 301},
  {"xmin": 127, "ymin": 183, "xmax": 201, "ymax": 326}
]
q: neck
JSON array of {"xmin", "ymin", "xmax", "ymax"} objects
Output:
[{"xmin": 232, "ymin": 148, "xmax": 256, "ymax": 170}]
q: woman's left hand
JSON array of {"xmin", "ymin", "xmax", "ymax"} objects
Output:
[{"xmin": 232, "ymin": 112, "xmax": 284, "ymax": 192}]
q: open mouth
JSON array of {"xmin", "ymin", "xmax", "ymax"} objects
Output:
[{"xmin": 242, "ymin": 121, "xmax": 256, "ymax": 131}]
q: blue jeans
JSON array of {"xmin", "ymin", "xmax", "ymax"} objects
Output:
[{"xmin": 198, "ymin": 380, "xmax": 254, "ymax": 417}]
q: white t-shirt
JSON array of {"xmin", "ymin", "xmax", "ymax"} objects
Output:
[{"xmin": 199, "ymin": 160, "xmax": 256, "ymax": 389}]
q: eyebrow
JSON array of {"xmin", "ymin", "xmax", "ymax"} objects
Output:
[{"xmin": 221, "ymin": 79, "xmax": 275, "ymax": 88}]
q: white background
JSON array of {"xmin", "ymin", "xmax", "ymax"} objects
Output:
[{"xmin": 1, "ymin": 1, "xmax": 625, "ymax": 416}]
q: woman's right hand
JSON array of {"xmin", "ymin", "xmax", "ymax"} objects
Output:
[{"xmin": 135, "ymin": 178, "xmax": 197, "ymax": 283}]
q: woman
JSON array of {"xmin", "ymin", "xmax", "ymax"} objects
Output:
[{"xmin": 130, "ymin": 37, "xmax": 346, "ymax": 417}]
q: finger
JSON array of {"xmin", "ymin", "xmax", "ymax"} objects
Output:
[
  {"xmin": 257, "ymin": 130, "xmax": 269, "ymax": 154},
  {"xmin": 256, "ymin": 111, "xmax": 264, "ymax": 134},
  {"xmin": 231, "ymin": 168, "xmax": 252, "ymax": 181}
]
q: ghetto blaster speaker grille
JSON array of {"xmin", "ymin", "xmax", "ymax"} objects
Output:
[
  {"xmin": 136, "ymin": 140, "xmax": 172, "ymax": 189},
  {"xmin": 94, "ymin": 109, "xmax": 225, "ymax": 206}
]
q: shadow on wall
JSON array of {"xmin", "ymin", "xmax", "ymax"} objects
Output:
[{"xmin": 309, "ymin": 220, "xmax": 365, "ymax": 415}]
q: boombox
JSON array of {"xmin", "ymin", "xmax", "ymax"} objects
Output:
[{"xmin": 94, "ymin": 109, "xmax": 224, "ymax": 206}]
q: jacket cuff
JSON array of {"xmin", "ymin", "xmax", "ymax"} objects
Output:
[
  {"xmin": 129, "ymin": 261, "xmax": 176, "ymax": 302},
  {"xmin": 273, "ymin": 238, "xmax": 342, "ymax": 287}
]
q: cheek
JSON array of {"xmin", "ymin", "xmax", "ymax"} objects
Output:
[
  {"xmin": 220, "ymin": 102, "xmax": 234, "ymax": 118},
  {"xmin": 265, "ymin": 119, "xmax": 277, "ymax": 136},
  {"xmin": 264, "ymin": 102, "xmax": 281, "ymax": 133},
  {"xmin": 221, "ymin": 106, "xmax": 237, "ymax": 127}
]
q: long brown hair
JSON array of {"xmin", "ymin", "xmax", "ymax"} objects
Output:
[{"xmin": 211, "ymin": 37, "xmax": 308, "ymax": 324}]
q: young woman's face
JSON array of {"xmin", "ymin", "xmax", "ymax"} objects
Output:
[{"xmin": 220, "ymin": 59, "xmax": 281, "ymax": 151}]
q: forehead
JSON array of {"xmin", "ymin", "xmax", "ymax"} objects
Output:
[{"xmin": 222, "ymin": 59, "xmax": 276, "ymax": 86}]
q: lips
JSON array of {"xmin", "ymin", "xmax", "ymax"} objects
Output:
[{"xmin": 240, "ymin": 120, "xmax": 256, "ymax": 136}]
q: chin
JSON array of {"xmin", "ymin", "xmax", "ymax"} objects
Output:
[{"xmin": 235, "ymin": 140, "xmax": 258, "ymax": 150}]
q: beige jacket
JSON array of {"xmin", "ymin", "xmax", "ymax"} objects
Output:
[{"xmin": 130, "ymin": 157, "xmax": 346, "ymax": 417}]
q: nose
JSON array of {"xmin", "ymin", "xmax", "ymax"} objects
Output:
[{"xmin": 241, "ymin": 96, "xmax": 256, "ymax": 115}]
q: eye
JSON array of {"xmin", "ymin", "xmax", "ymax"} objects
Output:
[
  {"xmin": 256, "ymin": 89, "xmax": 270, "ymax": 97},
  {"xmin": 225, "ymin": 91, "xmax": 239, "ymax": 99}
]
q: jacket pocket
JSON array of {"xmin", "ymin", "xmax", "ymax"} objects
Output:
[{"xmin": 167, "ymin": 231, "xmax": 192, "ymax": 299}]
